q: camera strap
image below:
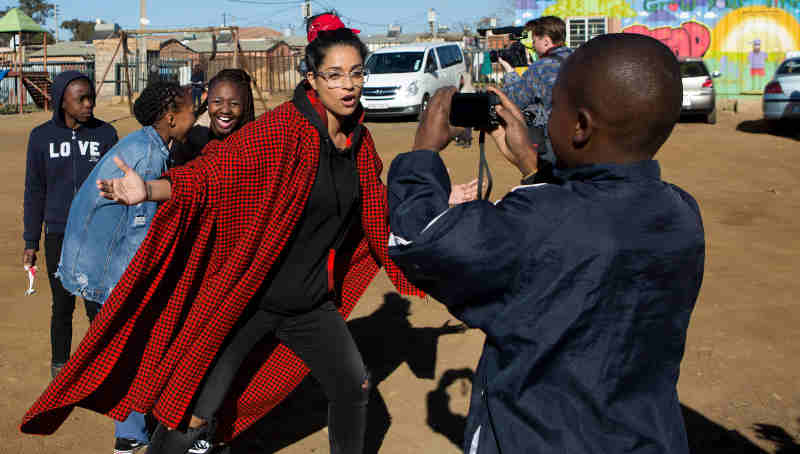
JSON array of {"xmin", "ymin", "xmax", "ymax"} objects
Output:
[{"xmin": 478, "ymin": 130, "xmax": 492, "ymax": 200}]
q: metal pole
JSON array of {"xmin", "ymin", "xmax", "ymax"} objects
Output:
[
  {"xmin": 238, "ymin": 56, "xmax": 267, "ymax": 113},
  {"xmin": 138, "ymin": 0, "xmax": 146, "ymax": 92},
  {"xmin": 43, "ymin": 31, "xmax": 48, "ymax": 111},
  {"xmin": 96, "ymin": 38, "xmax": 122, "ymax": 97},
  {"xmin": 54, "ymin": 4, "xmax": 58, "ymax": 42},
  {"xmin": 122, "ymin": 33, "xmax": 134, "ymax": 114},
  {"xmin": 18, "ymin": 32, "xmax": 23, "ymax": 114},
  {"xmin": 233, "ymin": 27, "xmax": 239, "ymax": 69}
]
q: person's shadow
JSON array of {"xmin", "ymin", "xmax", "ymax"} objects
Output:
[
  {"xmin": 425, "ymin": 372, "xmax": 790, "ymax": 454},
  {"xmin": 753, "ymin": 420, "xmax": 800, "ymax": 454},
  {"xmin": 425, "ymin": 368, "xmax": 474, "ymax": 448},
  {"xmin": 223, "ymin": 292, "xmax": 467, "ymax": 454}
]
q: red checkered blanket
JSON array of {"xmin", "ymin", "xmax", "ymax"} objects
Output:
[{"xmin": 21, "ymin": 85, "xmax": 422, "ymax": 440}]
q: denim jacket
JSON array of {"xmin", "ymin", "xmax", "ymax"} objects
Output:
[{"xmin": 57, "ymin": 126, "xmax": 170, "ymax": 304}]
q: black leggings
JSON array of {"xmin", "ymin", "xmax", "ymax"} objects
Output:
[
  {"xmin": 194, "ymin": 301, "xmax": 369, "ymax": 454},
  {"xmin": 45, "ymin": 234, "xmax": 101, "ymax": 365}
]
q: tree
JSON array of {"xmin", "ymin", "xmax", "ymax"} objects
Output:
[
  {"xmin": 19, "ymin": 0, "xmax": 54, "ymax": 25},
  {"xmin": 61, "ymin": 19, "xmax": 95, "ymax": 41}
]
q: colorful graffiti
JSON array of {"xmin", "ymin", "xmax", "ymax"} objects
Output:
[
  {"xmin": 623, "ymin": 22, "xmax": 711, "ymax": 57},
  {"xmin": 515, "ymin": 0, "xmax": 800, "ymax": 94}
]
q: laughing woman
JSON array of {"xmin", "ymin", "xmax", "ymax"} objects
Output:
[
  {"xmin": 22, "ymin": 12, "xmax": 426, "ymax": 454},
  {"xmin": 171, "ymin": 68, "xmax": 256, "ymax": 166}
]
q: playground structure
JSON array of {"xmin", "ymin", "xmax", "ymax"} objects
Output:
[
  {"xmin": 0, "ymin": 8, "xmax": 52, "ymax": 114},
  {"xmin": 98, "ymin": 25, "xmax": 269, "ymax": 115}
]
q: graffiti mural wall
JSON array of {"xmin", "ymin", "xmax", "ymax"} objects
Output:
[{"xmin": 515, "ymin": 0, "xmax": 800, "ymax": 94}]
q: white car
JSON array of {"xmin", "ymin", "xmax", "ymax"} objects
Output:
[
  {"xmin": 361, "ymin": 43, "xmax": 467, "ymax": 120},
  {"xmin": 763, "ymin": 57, "xmax": 800, "ymax": 123}
]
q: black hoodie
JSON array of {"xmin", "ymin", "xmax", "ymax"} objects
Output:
[{"xmin": 23, "ymin": 71, "xmax": 118, "ymax": 250}]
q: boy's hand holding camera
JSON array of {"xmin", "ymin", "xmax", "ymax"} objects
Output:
[{"xmin": 413, "ymin": 86, "xmax": 538, "ymax": 177}]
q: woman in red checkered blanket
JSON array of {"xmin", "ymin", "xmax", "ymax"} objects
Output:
[{"xmin": 115, "ymin": 15, "xmax": 381, "ymax": 454}]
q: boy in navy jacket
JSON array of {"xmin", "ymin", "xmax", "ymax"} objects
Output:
[
  {"xmin": 22, "ymin": 71, "xmax": 117, "ymax": 379},
  {"xmin": 388, "ymin": 34, "xmax": 705, "ymax": 454}
]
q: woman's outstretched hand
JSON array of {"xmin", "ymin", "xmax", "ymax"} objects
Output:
[{"xmin": 97, "ymin": 156, "xmax": 147, "ymax": 206}]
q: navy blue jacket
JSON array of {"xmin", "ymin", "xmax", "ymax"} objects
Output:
[
  {"xmin": 387, "ymin": 150, "xmax": 705, "ymax": 454},
  {"xmin": 23, "ymin": 71, "xmax": 118, "ymax": 250}
]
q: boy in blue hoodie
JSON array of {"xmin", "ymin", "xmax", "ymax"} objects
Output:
[
  {"xmin": 22, "ymin": 71, "xmax": 118, "ymax": 379},
  {"xmin": 388, "ymin": 34, "xmax": 705, "ymax": 454}
]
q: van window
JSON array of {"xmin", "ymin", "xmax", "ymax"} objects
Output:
[
  {"xmin": 436, "ymin": 48, "xmax": 450, "ymax": 68},
  {"xmin": 366, "ymin": 52, "xmax": 425, "ymax": 74},
  {"xmin": 436, "ymin": 45, "xmax": 464, "ymax": 69},
  {"xmin": 451, "ymin": 45, "xmax": 463, "ymax": 64},
  {"xmin": 425, "ymin": 51, "xmax": 439, "ymax": 72}
]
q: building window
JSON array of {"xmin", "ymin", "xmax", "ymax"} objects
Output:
[{"xmin": 567, "ymin": 17, "xmax": 607, "ymax": 49}]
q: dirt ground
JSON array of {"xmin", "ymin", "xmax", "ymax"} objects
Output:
[{"xmin": 0, "ymin": 97, "xmax": 798, "ymax": 454}]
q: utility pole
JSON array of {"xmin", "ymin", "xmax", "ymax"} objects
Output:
[
  {"xmin": 138, "ymin": 0, "xmax": 147, "ymax": 90},
  {"xmin": 223, "ymin": 12, "xmax": 227, "ymax": 27},
  {"xmin": 302, "ymin": 1, "xmax": 312, "ymax": 20},
  {"xmin": 428, "ymin": 8, "xmax": 437, "ymax": 39},
  {"xmin": 54, "ymin": 3, "xmax": 58, "ymax": 42}
]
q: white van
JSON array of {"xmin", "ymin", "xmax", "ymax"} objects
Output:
[{"xmin": 361, "ymin": 43, "xmax": 467, "ymax": 120}]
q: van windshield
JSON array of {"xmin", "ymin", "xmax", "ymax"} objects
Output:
[{"xmin": 366, "ymin": 52, "xmax": 425, "ymax": 74}]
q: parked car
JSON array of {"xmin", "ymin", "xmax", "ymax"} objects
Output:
[
  {"xmin": 763, "ymin": 57, "xmax": 800, "ymax": 124},
  {"xmin": 361, "ymin": 43, "xmax": 467, "ymax": 120},
  {"xmin": 679, "ymin": 58, "xmax": 720, "ymax": 124}
]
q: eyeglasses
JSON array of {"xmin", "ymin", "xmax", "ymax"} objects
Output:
[{"xmin": 316, "ymin": 68, "xmax": 368, "ymax": 88}]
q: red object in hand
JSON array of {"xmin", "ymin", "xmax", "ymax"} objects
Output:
[{"xmin": 24, "ymin": 265, "xmax": 37, "ymax": 296}]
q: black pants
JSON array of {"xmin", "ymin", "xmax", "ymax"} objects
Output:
[
  {"xmin": 45, "ymin": 234, "xmax": 100, "ymax": 365},
  {"xmin": 194, "ymin": 301, "xmax": 369, "ymax": 454}
]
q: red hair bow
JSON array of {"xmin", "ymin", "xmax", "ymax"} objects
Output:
[{"xmin": 307, "ymin": 13, "xmax": 361, "ymax": 42}]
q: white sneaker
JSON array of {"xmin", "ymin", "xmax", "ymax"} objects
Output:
[{"xmin": 188, "ymin": 439, "xmax": 212, "ymax": 454}]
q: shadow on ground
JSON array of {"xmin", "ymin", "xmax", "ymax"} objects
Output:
[
  {"xmin": 424, "ymin": 385, "xmax": 800, "ymax": 454},
  {"xmin": 222, "ymin": 292, "xmax": 466, "ymax": 454},
  {"xmin": 737, "ymin": 119, "xmax": 800, "ymax": 140},
  {"xmin": 753, "ymin": 420, "xmax": 800, "ymax": 454},
  {"xmin": 220, "ymin": 293, "xmax": 800, "ymax": 454}
]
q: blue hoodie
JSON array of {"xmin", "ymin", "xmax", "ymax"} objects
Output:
[{"xmin": 23, "ymin": 71, "xmax": 118, "ymax": 250}]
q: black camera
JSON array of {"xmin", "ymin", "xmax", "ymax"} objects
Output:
[
  {"xmin": 450, "ymin": 91, "xmax": 501, "ymax": 129},
  {"xmin": 489, "ymin": 41, "xmax": 528, "ymax": 67}
]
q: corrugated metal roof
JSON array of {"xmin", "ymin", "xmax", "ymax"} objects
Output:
[
  {"xmin": 281, "ymin": 35, "xmax": 308, "ymax": 48},
  {"xmin": 27, "ymin": 41, "xmax": 95, "ymax": 57},
  {"xmin": 176, "ymin": 38, "xmax": 287, "ymax": 53}
]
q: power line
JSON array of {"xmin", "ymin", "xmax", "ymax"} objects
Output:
[
  {"xmin": 226, "ymin": 0, "xmax": 304, "ymax": 5},
  {"xmin": 308, "ymin": 0, "xmax": 385, "ymax": 28}
]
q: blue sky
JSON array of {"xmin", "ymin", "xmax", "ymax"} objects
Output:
[{"xmin": 3, "ymin": 0, "xmax": 518, "ymax": 40}]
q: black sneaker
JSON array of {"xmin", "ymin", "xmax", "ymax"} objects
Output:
[{"xmin": 113, "ymin": 438, "xmax": 147, "ymax": 454}]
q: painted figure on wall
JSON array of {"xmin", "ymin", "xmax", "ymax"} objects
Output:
[{"xmin": 748, "ymin": 38, "xmax": 766, "ymax": 89}]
